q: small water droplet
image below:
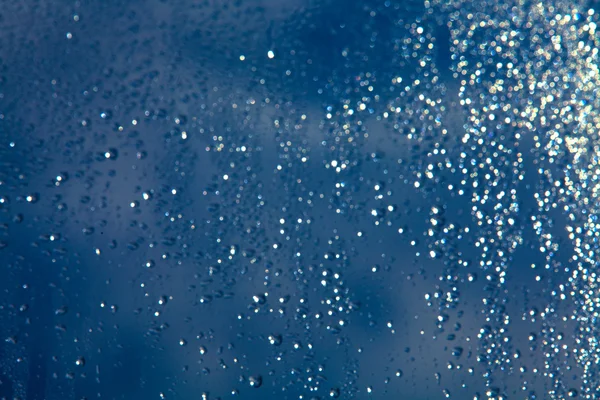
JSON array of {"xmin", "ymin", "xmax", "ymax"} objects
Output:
[
  {"xmin": 267, "ymin": 334, "xmax": 282, "ymax": 346},
  {"xmin": 249, "ymin": 375, "xmax": 262, "ymax": 388}
]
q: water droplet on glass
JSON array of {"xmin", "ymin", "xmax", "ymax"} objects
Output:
[{"xmin": 248, "ymin": 375, "xmax": 262, "ymax": 388}]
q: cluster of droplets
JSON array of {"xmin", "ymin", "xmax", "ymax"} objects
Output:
[
  {"xmin": 524, "ymin": 4, "xmax": 600, "ymax": 397},
  {"xmin": 425, "ymin": 0, "xmax": 600, "ymax": 398}
]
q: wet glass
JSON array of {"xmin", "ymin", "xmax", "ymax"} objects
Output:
[{"xmin": 0, "ymin": 0, "xmax": 596, "ymax": 398}]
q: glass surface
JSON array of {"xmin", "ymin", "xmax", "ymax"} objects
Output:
[{"xmin": 0, "ymin": 0, "xmax": 596, "ymax": 398}]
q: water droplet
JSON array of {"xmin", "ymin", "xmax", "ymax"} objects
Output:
[
  {"xmin": 249, "ymin": 375, "xmax": 262, "ymax": 388},
  {"xmin": 55, "ymin": 306, "xmax": 68, "ymax": 315},
  {"xmin": 267, "ymin": 334, "xmax": 282, "ymax": 346}
]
